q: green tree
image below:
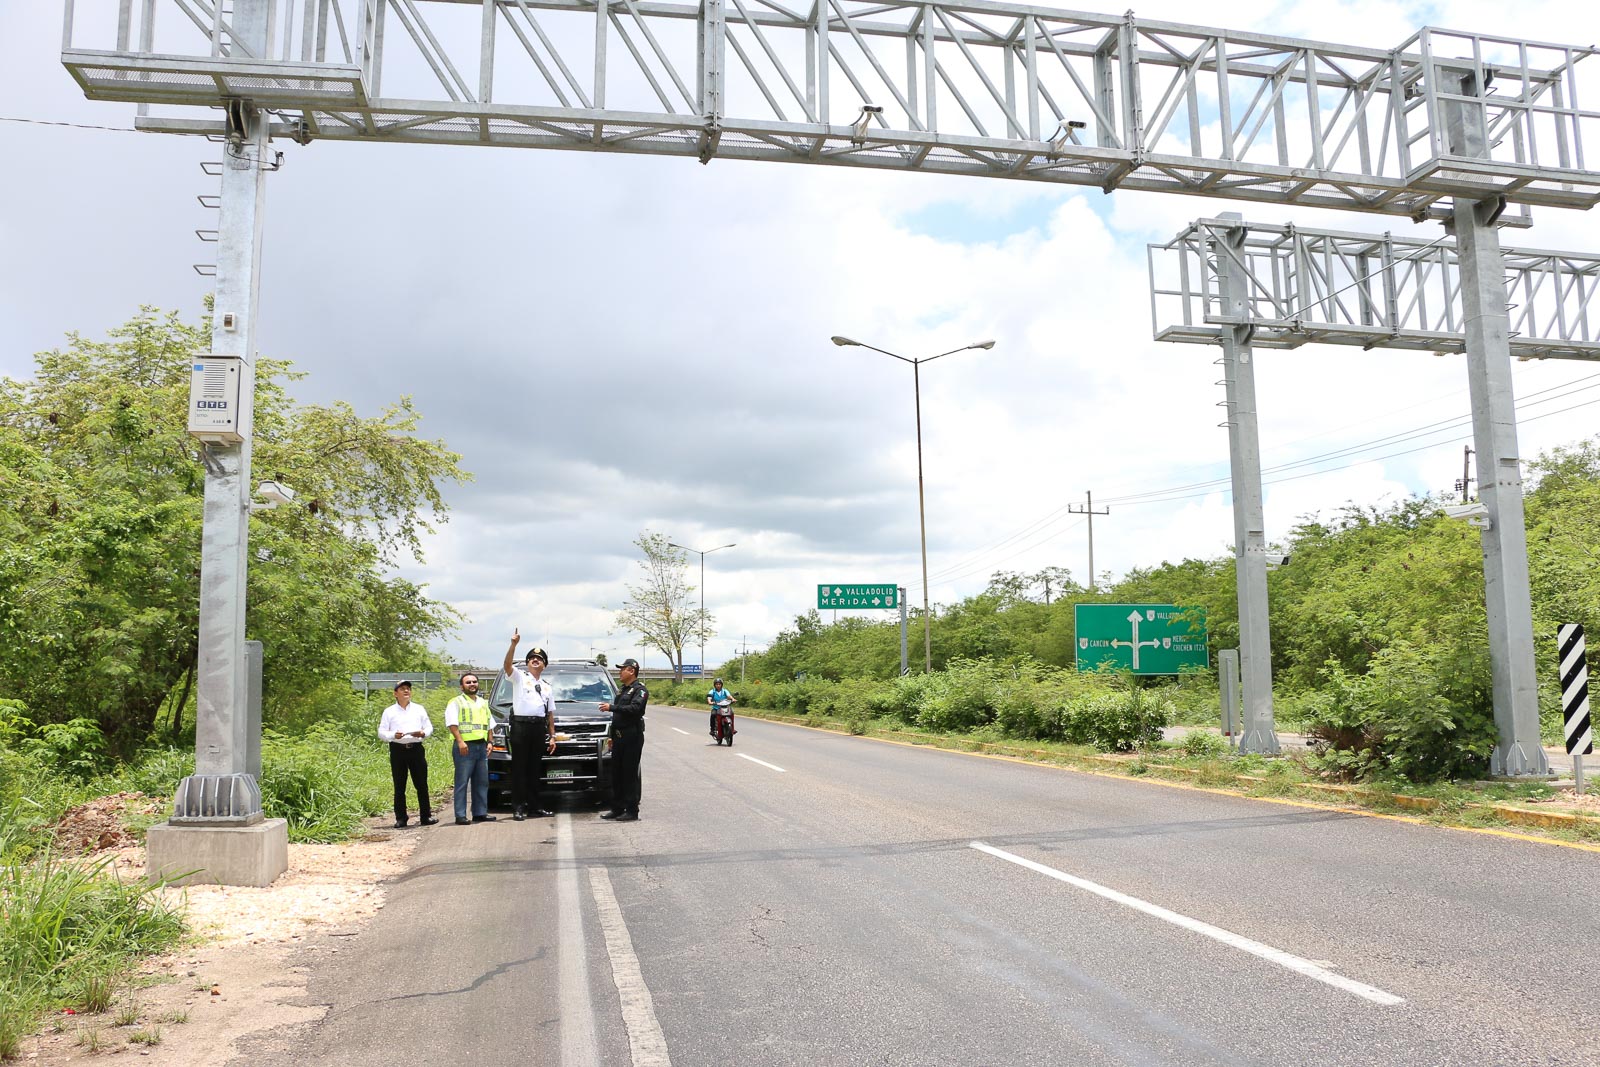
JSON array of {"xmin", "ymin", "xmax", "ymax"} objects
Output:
[
  {"xmin": 612, "ymin": 531, "xmax": 709, "ymax": 680},
  {"xmin": 0, "ymin": 308, "xmax": 468, "ymax": 753}
]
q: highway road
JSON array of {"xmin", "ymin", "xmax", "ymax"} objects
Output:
[{"xmin": 246, "ymin": 705, "xmax": 1600, "ymax": 1066}]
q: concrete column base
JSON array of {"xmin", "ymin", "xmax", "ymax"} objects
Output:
[{"xmin": 146, "ymin": 818, "xmax": 289, "ymax": 887}]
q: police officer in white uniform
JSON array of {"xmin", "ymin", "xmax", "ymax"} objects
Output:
[{"xmin": 502, "ymin": 630, "xmax": 557, "ymax": 820}]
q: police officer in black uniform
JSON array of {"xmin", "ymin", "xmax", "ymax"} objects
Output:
[{"xmin": 599, "ymin": 659, "xmax": 648, "ymax": 822}]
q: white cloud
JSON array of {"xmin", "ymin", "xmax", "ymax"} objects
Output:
[{"xmin": 5, "ymin": 0, "xmax": 1598, "ymax": 670}]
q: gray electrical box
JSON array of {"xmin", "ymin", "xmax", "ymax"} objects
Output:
[{"xmin": 187, "ymin": 356, "xmax": 244, "ymax": 443}]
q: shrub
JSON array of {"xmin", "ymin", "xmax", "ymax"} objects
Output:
[
  {"xmin": 1180, "ymin": 730, "xmax": 1230, "ymax": 759},
  {"xmin": 1302, "ymin": 641, "xmax": 1496, "ymax": 782},
  {"xmin": 913, "ymin": 669, "xmax": 997, "ymax": 733},
  {"xmin": 1061, "ymin": 688, "xmax": 1170, "ymax": 752},
  {"xmin": 258, "ymin": 724, "xmax": 397, "ymax": 842},
  {"xmin": 18, "ymin": 718, "xmax": 110, "ymax": 780}
]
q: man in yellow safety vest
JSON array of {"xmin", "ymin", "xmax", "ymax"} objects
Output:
[{"xmin": 445, "ymin": 672, "xmax": 496, "ymax": 825}]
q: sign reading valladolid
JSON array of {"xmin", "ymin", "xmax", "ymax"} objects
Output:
[
  {"xmin": 817, "ymin": 584, "xmax": 898, "ymax": 610},
  {"xmin": 1074, "ymin": 604, "xmax": 1208, "ymax": 675}
]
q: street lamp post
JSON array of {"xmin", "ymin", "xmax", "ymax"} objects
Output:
[
  {"xmin": 831, "ymin": 335, "xmax": 996, "ymax": 673},
  {"xmin": 667, "ymin": 540, "xmax": 736, "ymax": 679}
]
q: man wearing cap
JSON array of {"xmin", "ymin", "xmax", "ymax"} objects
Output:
[
  {"xmin": 377, "ymin": 680, "xmax": 437, "ymax": 828},
  {"xmin": 599, "ymin": 659, "xmax": 648, "ymax": 822},
  {"xmin": 503, "ymin": 629, "xmax": 558, "ymax": 820},
  {"xmin": 444, "ymin": 672, "xmax": 496, "ymax": 826}
]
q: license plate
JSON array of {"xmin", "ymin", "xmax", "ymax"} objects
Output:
[{"xmin": 547, "ymin": 769, "xmax": 574, "ymax": 779}]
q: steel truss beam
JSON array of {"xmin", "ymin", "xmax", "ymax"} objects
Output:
[
  {"xmin": 63, "ymin": 0, "xmax": 1600, "ymax": 218},
  {"xmin": 1149, "ymin": 219, "xmax": 1600, "ymax": 360}
]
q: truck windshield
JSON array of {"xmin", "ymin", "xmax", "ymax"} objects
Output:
[{"xmin": 547, "ymin": 670, "xmax": 615, "ymax": 703}]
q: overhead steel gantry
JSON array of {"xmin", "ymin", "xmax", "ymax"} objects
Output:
[
  {"xmin": 1151, "ymin": 220, "xmax": 1600, "ymax": 359},
  {"xmin": 1150, "ymin": 215, "xmax": 1600, "ymax": 773},
  {"xmin": 63, "ymin": 1, "xmax": 1600, "ymax": 217},
  {"xmin": 59, "ymin": 1, "xmax": 1600, "ymax": 839}
]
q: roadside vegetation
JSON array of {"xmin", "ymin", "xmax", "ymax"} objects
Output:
[
  {"xmin": 0, "ymin": 308, "xmax": 467, "ymax": 1055},
  {"xmin": 676, "ymin": 434, "xmax": 1600, "ymax": 793}
]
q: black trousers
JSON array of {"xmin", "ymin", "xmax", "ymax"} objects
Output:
[
  {"xmin": 611, "ymin": 733, "xmax": 644, "ymax": 814},
  {"xmin": 510, "ymin": 717, "xmax": 548, "ymax": 810},
  {"xmin": 388, "ymin": 742, "xmax": 430, "ymax": 823}
]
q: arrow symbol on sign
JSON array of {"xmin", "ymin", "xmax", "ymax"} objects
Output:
[
  {"xmin": 871, "ymin": 597, "xmax": 880, "ymax": 605},
  {"xmin": 833, "ymin": 587, "xmax": 842, "ymax": 596},
  {"xmin": 1110, "ymin": 609, "xmax": 1161, "ymax": 670}
]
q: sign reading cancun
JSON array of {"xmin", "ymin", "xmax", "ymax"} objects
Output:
[{"xmin": 1073, "ymin": 604, "xmax": 1208, "ymax": 675}]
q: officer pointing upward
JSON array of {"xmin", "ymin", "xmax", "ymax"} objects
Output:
[{"xmin": 504, "ymin": 630, "xmax": 558, "ymax": 820}]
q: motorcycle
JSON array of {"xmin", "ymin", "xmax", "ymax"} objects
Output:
[{"xmin": 711, "ymin": 698, "xmax": 735, "ymax": 746}]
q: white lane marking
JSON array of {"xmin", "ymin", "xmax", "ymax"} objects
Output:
[
  {"xmin": 671, "ymin": 727, "xmax": 690, "ymax": 735},
  {"xmin": 556, "ymin": 815, "xmax": 600, "ymax": 1067},
  {"xmin": 737, "ymin": 753, "xmax": 786, "ymax": 773},
  {"xmin": 970, "ymin": 842, "xmax": 1404, "ymax": 1007},
  {"xmin": 588, "ymin": 866, "xmax": 674, "ymax": 1067}
]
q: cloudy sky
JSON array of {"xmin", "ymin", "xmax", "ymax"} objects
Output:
[{"xmin": 4, "ymin": 0, "xmax": 1599, "ymax": 673}]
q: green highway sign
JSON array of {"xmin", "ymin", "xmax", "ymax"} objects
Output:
[
  {"xmin": 1074, "ymin": 604, "xmax": 1207, "ymax": 675},
  {"xmin": 817, "ymin": 584, "xmax": 899, "ymax": 610}
]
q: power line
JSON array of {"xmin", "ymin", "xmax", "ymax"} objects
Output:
[
  {"xmin": 925, "ymin": 373, "xmax": 1600, "ymax": 586},
  {"xmin": 0, "ymin": 116, "xmax": 140, "ymax": 134},
  {"xmin": 1099, "ymin": 372, "xmax": 1600, "ymax": 508}
]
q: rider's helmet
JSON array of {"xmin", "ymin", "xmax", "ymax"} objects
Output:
[{"xmin": 714, "ymin": 677, "xmax": 724, "ymax": 686}]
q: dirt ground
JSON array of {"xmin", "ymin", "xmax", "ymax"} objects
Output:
[{"xmin": 12, "ymin": 819, "xmax": 419, "ymax": 1066}]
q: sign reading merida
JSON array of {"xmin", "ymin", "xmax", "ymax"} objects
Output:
[
  {"xmin": 817, "ymin": 584, "xmax": 899, "ymax": 610},
  {"xmin": 1074, "ymin": 604, "xmax": 1208, "ymax": 675}
]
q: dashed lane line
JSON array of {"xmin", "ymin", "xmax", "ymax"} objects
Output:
[
  {"xmin": 588, "ymin": 866, "xmax": 674, "ymax": 1067},
  {"xmin": 737, "ymin": 753, "xmax": 786, "ymax": 773},
  {"xmin": 670, "ymin": 727, "xmax": 690, "ymax": 735},
  {"xmin": 971, "ymin": 842, "xmax": 1404, "ymax": 1007}
]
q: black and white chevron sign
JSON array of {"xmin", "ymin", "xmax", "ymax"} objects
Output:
[{"xmin": 1558, "ymin": 623, "xmax": 1593, "ymax": 756}]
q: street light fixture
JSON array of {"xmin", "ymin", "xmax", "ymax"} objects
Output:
[
  {"xmin": 666, "ymin": 540, "xmax": 737, "ymax": 678},
  {"xmin": 831, "ymin": 334, "xmax": 997, "ymax": 673}
]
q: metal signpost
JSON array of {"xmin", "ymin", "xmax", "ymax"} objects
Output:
[
  {"xmin": 63, "ymin": 4, "xmax": 1600, "ymax": 882},
  {"xmin": 1074, "ymin": 604, "xmax": 1208, "ymax": 675},
  {"xmin": 1218, "ymin": 649, "xmax": 1241, "ymax": 747},
  {"xmin": 1559, "ymin": 624, "xmax": 1593, "ymax": 795},
  {"xmin": 899, "ymin": 586, "xmax": 909, "ymax": 677}
]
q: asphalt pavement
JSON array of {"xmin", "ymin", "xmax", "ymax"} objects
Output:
[{"xmin": 242, "ymin": 706, "xmax": 1600, "ymax": 1067}]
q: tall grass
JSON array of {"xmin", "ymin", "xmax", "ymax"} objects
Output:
[{"xmin": 0, "ymin": 801, "xmax": 184, "ymax": 1060}]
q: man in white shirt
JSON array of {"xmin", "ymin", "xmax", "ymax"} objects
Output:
[
  {"xmin": 377, "ymin": 680, "xmax": 437, "ymax": 828},
  {"xmin": 503, "ymin": 630, "xmax": 558, "ymax": 820}
]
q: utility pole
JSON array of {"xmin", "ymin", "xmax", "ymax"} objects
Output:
[
  {"xmin": 1067, "ymin": 491, "xmax": 1110, "ymax": 591},
  {"xmin": 1455, "ymin": 445, "xmax": 1475, "ymax": 503}
]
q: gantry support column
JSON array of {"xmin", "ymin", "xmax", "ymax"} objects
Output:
[
  {"xmin": 1454, "ymin": 200, "xmax": 1549, "ymax": 776},
  {"xmin": 1441, "ymin": 70, "xmax": 1551, "ymax": 777},
  {"xmin": 1215, "ymin": 213, "xmax": 1280, "ymax": 755},
  {"xmin": 149, "ymin": 0, "xmax": 287, "ymax": 886}
]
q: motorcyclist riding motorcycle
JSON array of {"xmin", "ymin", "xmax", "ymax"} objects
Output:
[{"xmin": 707, "ymin": 678, "xmax": 735, "ymax": 739}]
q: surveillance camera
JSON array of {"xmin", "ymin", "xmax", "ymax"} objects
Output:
[
  {"xmin": 861, "ymin": 105, "xmax": 884, "ymax": 115},
  {"xmin": 1440, "ymin": 501, "xmax": 1491, "ymax": 528},
  {"xmin": 256, "ymin": 480, "xmax": 297, "ymax": 507},
  {"xmin": 1263, "ymin": 552, "xmax": 1290, "ymax": 568}
]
